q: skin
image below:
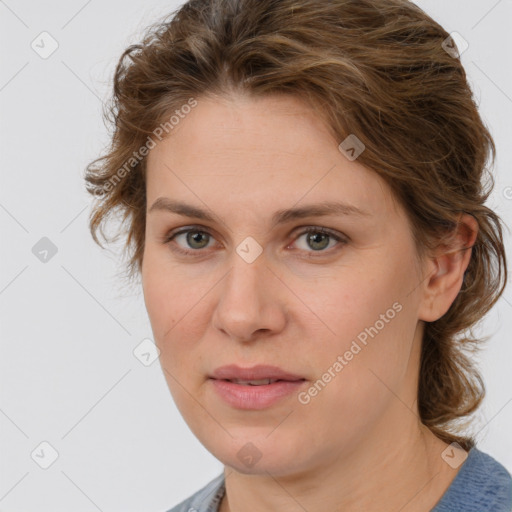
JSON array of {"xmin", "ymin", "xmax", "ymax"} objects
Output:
[{"xmin": 141, "ymin": 93, "xmax": 478, "ymax": 512}]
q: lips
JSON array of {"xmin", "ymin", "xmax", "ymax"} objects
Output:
[
  {"xmin": 210, "ymin": 364, "xmax": 305, "ymax": 383},
  {"xmin": 209, "ymin": 365, "xmax": 307, "ymax": 409}
]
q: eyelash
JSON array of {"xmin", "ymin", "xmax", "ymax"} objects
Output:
[{"xmin": 162, "ymin": 225, "xmax": 348, "ymax": 258}]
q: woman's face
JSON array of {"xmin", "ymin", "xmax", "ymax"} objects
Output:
[{"xmin": 142, "ymin": 93, "xmax": 430, "ymax": 476}]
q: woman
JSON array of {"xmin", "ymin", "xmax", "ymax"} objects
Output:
[{"xmin": 84, "ymin": 0, "xmax": 511, "ymax": 510}]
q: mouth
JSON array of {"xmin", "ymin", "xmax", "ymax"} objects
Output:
[
  {"xmin": 209, "ymin": 364, "xmax": 305, "ymax": 382},
  {"xmin": 208, "ymin": 365, "xmax": 307, "ymax": 409},
  {"xmin": 221, "ymin": 378, "xmax": 304, "ymax": 386}
]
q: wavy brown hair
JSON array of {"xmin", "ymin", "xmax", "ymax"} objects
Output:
[{"xmin": 84, "ymin": 0, "xmax": 508, "ymax": 450}]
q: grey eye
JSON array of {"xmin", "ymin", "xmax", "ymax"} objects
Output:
[
  {"xmin": 294, "ymin": 229, "xmax": 340, "ymax": 252},
  {"xmin": 306, "ymin": 232, "xmax": 331, "ymax": 251},
  {"xmin": 177, "ymin": 230, "xmax": 211, "ymax": 249}
]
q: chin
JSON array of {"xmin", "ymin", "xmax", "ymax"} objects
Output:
[{"xmin": 208, "ymin": 435, "xmax": 311, "ymax": 477}]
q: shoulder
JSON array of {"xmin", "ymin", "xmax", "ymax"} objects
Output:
[
  {"xmin": 164, "ymin": 473, "xmax": 225, "ymax": 512},
  {"xmin": 433, "ymin": 447, "xmax": 512, "ymax": 512}
]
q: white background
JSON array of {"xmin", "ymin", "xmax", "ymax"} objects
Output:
[{"xmin": 1, "ymin": 0, "xmax": 511, "ymax": 510}]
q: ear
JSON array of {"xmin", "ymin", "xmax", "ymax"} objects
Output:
[{"xmin": 418, "ymin": 213, "xmax": 478, "ymax": 323}]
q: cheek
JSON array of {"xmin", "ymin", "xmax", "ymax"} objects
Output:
[
  {"xmin": 142, "ymin": 271, "xmax": 173, "ymax": 337},
  {"xmin": 142, "ymin": 246, "xmax": 190, "ymax": 327},
  {"xmin": 298, "ymin": 306, "xmax": 415, "ymax": 448},
  {"xmin": 142, "ymin": 253, "xmax": 212, "ymax": 374},
  {"xmin": 142, "ymin": 262, "xmax": 187, "ymax": 371},
  {"xmin": 293, "ymin": 264, "xmax": 404, "ymax": 349},
  {"xmin": 143, "ymin": 270, "xmax": 206, "ymax": 411},
  {"xmin": 297, "ymin": 259, "xmax": 417, "ymax": 396}
]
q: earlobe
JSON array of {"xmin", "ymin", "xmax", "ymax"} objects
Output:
[{"xmin": 418, "ymin": 213, "xmax": 478, "ymax": 323}]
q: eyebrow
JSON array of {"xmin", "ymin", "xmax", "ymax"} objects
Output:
[{"xmin": 148, "ymin": 197, "xmax": 371, "ymax": 227}]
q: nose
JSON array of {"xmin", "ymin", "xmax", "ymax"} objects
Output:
[{"xmin": 211, "ymin": 251, "xmax": 287, "ymax": 342}]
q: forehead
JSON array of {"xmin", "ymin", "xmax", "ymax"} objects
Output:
[
  {"xmin": 150, "ymin": 93, "xmax": 338, "ymax": 164},
  {"xmin": 145, "ymin": 94, "xmax": 399, "ymax": 219}
]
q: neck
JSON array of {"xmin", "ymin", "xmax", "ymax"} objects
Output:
[{"xmin": 219, "ymin": 420, "xmax": 462, "ymax": 512}]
